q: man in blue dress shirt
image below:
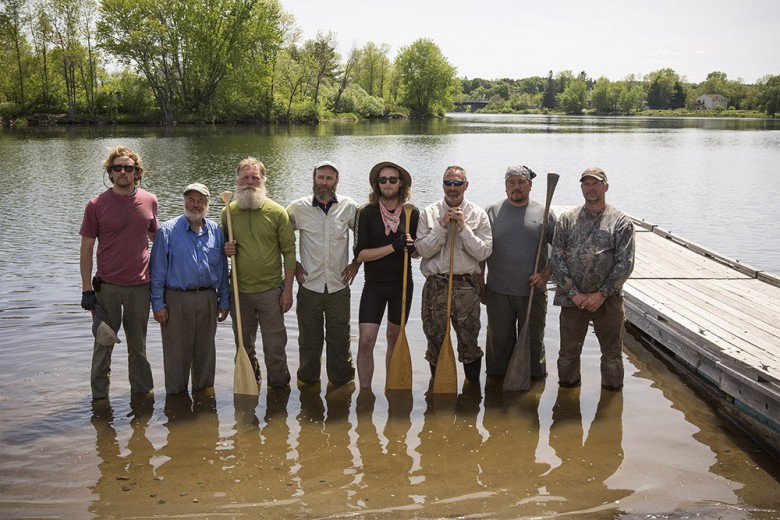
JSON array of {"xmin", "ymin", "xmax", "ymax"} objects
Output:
[{"xmin": 151, "ymin": 183, "xmax": 230, "ymax": 395}]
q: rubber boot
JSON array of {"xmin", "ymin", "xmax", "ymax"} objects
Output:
[{"xmin": 464, "ymin": 358, "xmax": 482, "ymax": 382}]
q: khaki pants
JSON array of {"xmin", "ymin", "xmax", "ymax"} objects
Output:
[
  {"xmin": 557, "ymin": 296, "xmax": 626, "ymax": 389},
  {"xmin": 295, "ymin": 285, "xmax": 354, "ymax": 385},
  {"xmin": 230, "ymin": 288, "xmax": 291, "ymax": 387},
  {"xmin": 421, "ymin": 274, "xmax": 483, "ymax": 365},
  {"xmin": 160, "ymin": 288, "xmax": 218, "ymax": 394},
  {"xmin": 92, "ymin": 282, "xmax": 154, "ymax": 399}
]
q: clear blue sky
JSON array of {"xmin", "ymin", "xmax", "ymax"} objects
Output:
[{"xmin": 281, "ymin": 0, "xmax": 779, "ymax": 84}]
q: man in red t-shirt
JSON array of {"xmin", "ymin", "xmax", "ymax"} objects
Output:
[{"xmin": 79, "ymin": 146, "xmax": 158, "ymax": 401}]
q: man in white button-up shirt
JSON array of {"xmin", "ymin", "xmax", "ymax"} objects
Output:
[
  {"xmin": 287, "ymin": 161, "xmax": 360, "ymax": 386},
  {"xmin": 416, "ymin": 165, "xmax": 493, "ymax": 382}
]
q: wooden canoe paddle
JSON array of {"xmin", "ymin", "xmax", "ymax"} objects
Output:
[
  {"xmin": 432, "ymin": 222, "xmax": 458, "ymax": 394},
  {"xmin": 221, "ymin": 191, "xmax": 260, "ymax": 396},
  {"xmin": 503, "ymin": 172, "xmax": 559, "ymax": 392},
  {"xmin": 386, "ymin": 203, "xmax": 414, "ymax": 391}
]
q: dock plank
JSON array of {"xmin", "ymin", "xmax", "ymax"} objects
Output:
[{"xmin": 621, "ymin": 218, "xmax": 780, "ymax": 457}]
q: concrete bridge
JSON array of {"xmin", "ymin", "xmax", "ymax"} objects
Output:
[{"xmin": 452, "ymin": 100, "xmax": 490, "ymax": 113}]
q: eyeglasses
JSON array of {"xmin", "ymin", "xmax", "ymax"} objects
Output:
[
  {"xmin": 443, "ymin": 179, "xmax": 465, "ymax": 187},
  {"xmin": 110, "ymin": 164, "xmax": 137, "ymax": 173},
  {"xmin": 378, "ymin": 176, "xmax": 399, "ymax": 184}
]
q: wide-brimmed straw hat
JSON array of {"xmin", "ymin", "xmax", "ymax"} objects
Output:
[{"xmin": 369, "ymin": 161, "xmax": 412, "ymax": 187}]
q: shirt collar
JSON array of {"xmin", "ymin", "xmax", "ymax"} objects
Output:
[{"xmin": 312, "ymin": 195, "xmax": 338, "ymax": 212}]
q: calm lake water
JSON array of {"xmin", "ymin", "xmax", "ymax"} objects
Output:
[{"xmin": 1, "ymin": 114, "xmax": 779, "ymax": 518}]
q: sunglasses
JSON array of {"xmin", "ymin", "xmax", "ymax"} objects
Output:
[
  {"xmin": 443, "ymin": 179, "xmax": 465, "ymax": 187},
  {"xmin": 110, "ymin": 164, "xmax": 137, "ymax": 173},
  {"xmin": 378, "ymin": 176, "xmax": 399, "ymax": 184}
]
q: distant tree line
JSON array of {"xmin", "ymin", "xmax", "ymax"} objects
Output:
[
  {"xmin": 1, "ymin": 0, "xmax": 778, "ymax": 124},
  {"xmin": 461, "ymin": 68, "xmax": 780, "ymax": 116}
]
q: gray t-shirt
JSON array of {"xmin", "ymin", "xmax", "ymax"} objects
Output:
[{"xmin": 485, "ymin": 199, "xmax": 555, "ymax": 297}]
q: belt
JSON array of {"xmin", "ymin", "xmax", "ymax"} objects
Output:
[
  {"xmin": 167, "ymin": 286, "xmax": 215, "ymax": 292},
  {"xmin": 437, "ymin": 273, "xmax": 475, "ymax": 281}
]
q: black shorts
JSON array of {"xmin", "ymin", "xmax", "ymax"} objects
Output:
[{"xmin": 358, "ymin": 280, "xmax": 414, "ymax": 325}]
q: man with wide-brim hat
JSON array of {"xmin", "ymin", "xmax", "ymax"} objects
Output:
[{"xmin": 354, "ymin": 161, "xmax": 418, "ymax": 390}]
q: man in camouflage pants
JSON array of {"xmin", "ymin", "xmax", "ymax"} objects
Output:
[
  {"xmin": 550, "ymin": 167, "xmax": 635, "ymax": 391},
  {"xmin": 415, "ymin": 165, "xmax": 493, "ymax": 382}
]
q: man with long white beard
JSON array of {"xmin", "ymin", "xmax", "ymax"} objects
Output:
[
  {"xmin": 150, "ymin": 183, "xmax": 230, "ymax": 394},
  {"xmin": 223, "ymin": 157, "xmax": 297, "ymax": 388},
  {"xmin": 286, "ymin": 160, "xmax": 360, "ymax": 387}
]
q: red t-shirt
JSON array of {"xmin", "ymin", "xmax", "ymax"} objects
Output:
[{"xmin": 80, "ymin": 188, "xmax": 159, "ymax": 286}]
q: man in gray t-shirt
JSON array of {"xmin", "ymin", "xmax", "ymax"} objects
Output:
[{"xmin": 480, "ymin": 165, "xmax": 556, "ymax": 379}]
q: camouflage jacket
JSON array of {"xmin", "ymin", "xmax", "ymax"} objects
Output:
[{"xmin": 551, "ymin": 204, "xmax": 635, "ymax": 306}]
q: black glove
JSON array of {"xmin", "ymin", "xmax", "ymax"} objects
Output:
[
  {"xmin": 392, "ymin": 234, "xmax": 408, "ymax": 252},
  {"xmin": 81, "ymin": 290, "xmax": 97, "ymax": 311},
  {"xmin": 407, "ymin": 243, "xmax": 416, "ymax": 255}
]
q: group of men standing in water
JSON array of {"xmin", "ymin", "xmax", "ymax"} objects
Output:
[{"xmin": 79, "ymin": 145, "xmax": 635, "ymax": 402}]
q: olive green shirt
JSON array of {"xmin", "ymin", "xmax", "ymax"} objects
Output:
[{"xmin": 221, "ymin": 199, "xmax": 296, "ymax": 294}]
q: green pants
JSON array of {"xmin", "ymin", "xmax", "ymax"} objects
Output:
[
  {"xmin": 296, "ymin": 285, "xmax": 354, "ymax": 385},
  {"xmin": 92, "ymin": 282, "xmax": 154, "ymax": 399}
]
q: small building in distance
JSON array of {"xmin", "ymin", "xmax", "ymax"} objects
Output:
[{"xmin": 696, "ymin": 93, "xmax": 729, "ymax": 110}]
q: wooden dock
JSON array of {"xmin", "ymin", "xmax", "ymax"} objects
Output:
[{"xmin": 624, "ymin": 218, "xmax": 780, "ymax": 460}]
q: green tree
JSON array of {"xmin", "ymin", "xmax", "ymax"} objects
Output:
[
  {"xmin": 757, "ymin": 74, "xmax": 780, "ymax": 117},
  {"xmin": 646, "ymin": 68, "xmax": 686, "ymax": 109},
  {"xmin": 591, "ymin": 77, "xmax": 619, "ymax": 114},
  {"xmin": 541, "ymin": 70, "xmax": 556, "ymax": 109},
  {"xmin": 356, "ymin": 41, "xmax": 392, "ymax": 98},
  {"xmin": 98, "ymin": 0, "xmax": 280, "ymax": 122},
  {"xmin": 303, "ymin": 30, "xmax": 338, "ymax": 106},
  {"xmin": 0, "ymin": 0, "xmax": 30, "ymax": 112},
  {"xmin": 558, "ymin": 77, "xmax": 588, "ymax": 114},
  {"xmin": 395, "ymin": 38, "xmax": 456, "ymax": 117}
]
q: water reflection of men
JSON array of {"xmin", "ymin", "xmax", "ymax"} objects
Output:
[
  {"xmin": 229, "ymin": 388, "xmax": 295, "ymax": 505},
  {"xmin": 415, "ymin": 385, "xmax": 484, "ymax": 513},
  {"xmin": 480, "ymin": 377, "xmax": 549, "ymax": 507},
  {"xmin": 156, "ymin": 393, "xmax": 220, "ymax": 510},
  {"xmin": 293, "ymin": 384, "xmax": 355, "ymax": 511},
  {"xmin": 481, "ymin": 165, "xmax": 555, "ymax": 379},
  {"xmin": 80, "ymin": 145, "xmax": 157, "ymax": 400},
  {"xmin": 354, "ymin": 161, "xmax": 419, "ymax": 389},
  {"xmin": 350, "ymin": 390, "xmax": 415, "ymax": 512},
  {"xmin": 545, "ymin": 388, "xmax": 628, "ymax": 514},
  {"xmin": 222, "ymin": 157, "xmax": 297, "ymax": 388},
  {"xmin": 286, "ymin": 161, "xmax": 359, "ymax": 387},
  {"xmin": 89, "ymin": 397, "xmax": 155, "ymax": 516},
  {"xmin": 416, "ymin": 166, "xmax": 493, "ymax": 382},
  {"xmin": 150, "ymin": 183, "xmax": 230, "ymax": 395},
  {"xmin": 551, "ymin": 167, "xmax": 635, "ymax": 390}
]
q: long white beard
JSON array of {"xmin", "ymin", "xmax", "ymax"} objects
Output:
[{"xmin": 235, "ymin": 185, "xmax": 267, "ymax": 210}]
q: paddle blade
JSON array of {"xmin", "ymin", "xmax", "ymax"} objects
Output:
[
  {"xmin": 503, "ymin": 322, "xmax": 531, "ymax": 392},
  {"xmin": 234, "ymin": 344, "xmax": 259, "ymax": 396},
  {"xmin": 432, "ymin": 330, "xmax": 457, "ymax": 394},
  {"xmin": 386, "ymin": 330, "xmax": 413, "ymax": 390}
]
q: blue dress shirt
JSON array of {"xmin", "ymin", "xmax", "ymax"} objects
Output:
[{"xmin": 150, "ymin": 215, "xmax": 230, "ymax": 312}]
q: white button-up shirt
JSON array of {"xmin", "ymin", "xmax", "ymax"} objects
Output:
[
  {"xmin": 416, "ymin": 198, "xmax": 493, "ymax": 278},
  {"xmin": 286, "ymin": 195, "xmax": 358, "ymax": 293}
]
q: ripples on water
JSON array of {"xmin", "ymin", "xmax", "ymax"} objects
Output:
[{"xmin": 1, "ymin": 116, "xmax": 778, "ymax": 517}]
